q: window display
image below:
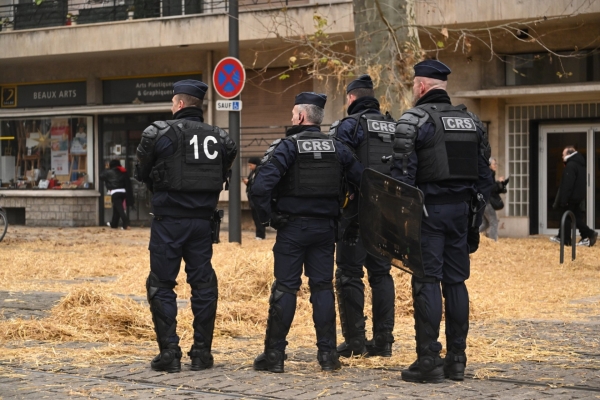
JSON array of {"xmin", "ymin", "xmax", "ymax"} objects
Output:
[{"xmin": 0, "ymin": 116, "xmax": 94, "ymax": 189}]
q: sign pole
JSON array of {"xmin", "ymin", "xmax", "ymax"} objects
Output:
[{"xmin": 228, "ymin": 0, "xmax": 241, "ymax": 243}]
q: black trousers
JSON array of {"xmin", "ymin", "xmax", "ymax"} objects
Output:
[
  {"xmin": 110, "ymin": 192, "xmax": 129, "ymax": 229},
  {"xmin": 251, "ymin": 206, "xmax": 266, "ymax": 239},
  {"xmin": 557, "ymin": 202, "xmax": 594, "ymax": 242}
]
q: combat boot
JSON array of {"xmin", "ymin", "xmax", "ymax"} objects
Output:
[
  {"xmin": 317, "ymin": 350, "xmax": 341, "ymax": 372},
  {"xmin": 253, "ymin": 349, "xmax": 286, "ymax": 373},
  {"xmin": 401, "ymin": 348, "xmax": 445, "ymax": 383},
  {"xmin": 188, "ymin": 341, "xmax": 214, "ymax": 371},
  {"xmin": 337, "ymin": 336, "xmax": 367, "ymax": 357},
  {"xmin": 444, "ymin": 347, "xmax": 467, "ymax": 381},
  {"xmin": 151, "ymin": 343, "xmax": 182, "ymax": 373},
  {"xmin": 335, "ymin": 269, "xmax": 368, "ymax": 358},
  {"xmin": 366, "ymin": 331, "xmax": 394, "ymax": 357}
]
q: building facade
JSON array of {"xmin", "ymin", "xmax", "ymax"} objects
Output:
[{"xmin": 0, "ymin": 0, "xmax": 598, "ymax": 237}]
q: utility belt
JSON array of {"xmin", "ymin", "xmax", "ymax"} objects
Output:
[
  {"xmin": 287, "ymin": 214, "xmax": 334, "ymax": 222},
  {"xmin": 151, "ymin": 208, "xmax": 223, "ymax": 243},
  {"xmin": 424, "ymin": 193, "xmax": 472, "ymax": 205}
]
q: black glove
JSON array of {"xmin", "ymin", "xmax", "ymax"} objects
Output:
[
  {"xmin": 467, "ymin": 227, "xmax": 480, "ymax": 254},
  {"xmin": 269, "ymin": 213, "xmax": 289, "ymax": 230},
  {"xmin": 342, "ymin": 222, "xmax": 360, "ymax": 246}
]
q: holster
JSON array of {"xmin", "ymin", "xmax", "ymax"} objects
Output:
[
  {"xmin": 211, "ymin": 209, "xmax": 224, "ymax": 244},
  {"xmin": 468, "ymin": 193, "xmax": 485, "ymax": 228}
]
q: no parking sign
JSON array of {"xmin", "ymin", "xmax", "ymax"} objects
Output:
[{"xmin": 212, "ymin": 57, "xmax": 246, "ymax": 100}]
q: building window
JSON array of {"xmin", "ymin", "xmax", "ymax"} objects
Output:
[
  {"xmin": 0, "ymin": 116, "xmax": 94, "ymax": 189},
  {"xmin": 505, "ymin": 52, "xmax": 600, "ymax": 86},
  {"xmin": 506, "ymin": 103, "xmax": 600, "ymax": 216}
]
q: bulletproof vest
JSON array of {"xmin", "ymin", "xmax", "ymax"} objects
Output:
[
  {"xmin": 415, "ymin": 103, "xmax": 479, "ymax": 183},
  {"xmin": 349, "ymin": 111, "xmax": 396, "ymax": 175},
  {"xmin": 152, "ymin": 119, "xmax": 224, "ymax": 192},
  {"xmin": 276, "ymin": 131, "xmax": 342, "ymax": 199}
]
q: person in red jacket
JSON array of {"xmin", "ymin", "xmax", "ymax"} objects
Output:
[{"xmin": 100, "ymin": 159, "xmax": 132, "ymax": 230}]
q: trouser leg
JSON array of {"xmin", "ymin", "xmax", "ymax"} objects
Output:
[
  {"xmin": 253, "ymin": 281, "xmax": 297, "ymax": 373},
  {"xmin": 401, "ymin": 276, "xmax": 444, "ymax": 383},
  {"xmin": 252, "ymin": 207, "xmax": 266, "ymax": 239},
  {"xmin": 442, "ymin": 281, "xmax": 469, "ymax": 380},
  {"xmin": 365, "ymin": 255, "xmax": 395, "ymax": 357},
  {"xmin": 146, "ymin": 271, "xmax": 182, "ymax": 372},
  {"xmin": 334, "ymin": 266, "xmax": 367, "ymax": 356},
  {"xmin": 112, "ymin": 192, "xmax": 129, "ymax": 228}
]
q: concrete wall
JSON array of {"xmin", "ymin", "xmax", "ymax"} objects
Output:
[
  {"xmin": 415, "ymin": 0, "xmax": 600, "ymax": 26},
  {"xmin": 0, "ymin": 195, "xmax": 98, "ymax": 227}
]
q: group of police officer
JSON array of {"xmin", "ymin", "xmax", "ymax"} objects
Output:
[{"xmin": 135, "ymin": 59, "xmax": 493, "ymax": 383}]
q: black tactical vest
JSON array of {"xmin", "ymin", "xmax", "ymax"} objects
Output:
[
  {"xmin": 277, "ymin": 131, "xmax": 342, "ymax": 199},
  {"xmin": 151, "ymin": 119, "xmax": 224, "ymax": 192},
  {"xmin": 348, "ymin": 111, "xmax": 396, "ymax": 175},
  {"xmin": 415, "ymin": 103, "xmax": 479, "ymax": 183}
]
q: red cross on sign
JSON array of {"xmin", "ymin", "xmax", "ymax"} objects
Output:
[{"xmin": 212, "ymin": 57, "xmax": 246, "ymax": 100}]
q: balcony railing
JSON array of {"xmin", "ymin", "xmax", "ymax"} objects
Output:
[{"xmin": 0, "ymin": 0, "xmax": 307, "ymax": 31}]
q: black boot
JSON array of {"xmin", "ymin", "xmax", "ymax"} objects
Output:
[
  {"xmin": 401, "ymin": 277, "xmax": 444, "ymax": 383},
  {"xmin": 366, "ymin": 331, "xmax": 394, "ymax": 357},
  {"xmin": 253, "ymin": 349, "xmax": 287, "ymax": 373},
  {"xmin": 254, "ymin": 282, "xmax": 296, "ymax": 374},
  {"xmin": 317, "ymin": 350, "xmax": 341, "ymax": 372},
  {"xmin": 146, "ymin": 273, "xmax": 180, "ymax": 373},
  {"xmin": 442, "ymin": 282, "xmax": 469, "ymax": 381},
  {"xmin": 151, "ymin": 343, "xmax": 182, "ymax": 373},
  {"xmin": 444, "ymin": 347, "xmax": 467, "ymax": 381},
  {"xmin": 400, "ymin": 348, "xmax": 444, "ymax": 384},
  {"xmin": 188, "ymin": 341, "xmax": 214, "ymax": 371},
  {"xmin": 335, "ymin": 269, "xmax": 367, "ymax": 357},
  {"xmin": 189, "ymin": 271, "xmax": 218, "ymax": 371}
]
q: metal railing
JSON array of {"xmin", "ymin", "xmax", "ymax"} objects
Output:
[
  {"xmin": 0, "ymin": 0, "xmax": 305, "ymax": 31},
  {"xmin": 559, "ymin": 210, "xmax": 576, "ymax": 264}
]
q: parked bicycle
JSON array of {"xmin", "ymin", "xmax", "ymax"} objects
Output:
[{"xmin": 0, "ymin": 195, "xmax": 7, "ymax": 242}]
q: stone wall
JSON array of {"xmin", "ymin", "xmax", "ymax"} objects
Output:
[{"xmin": 0, "ymin": 196, "xmax": 97, "ymax": 227}]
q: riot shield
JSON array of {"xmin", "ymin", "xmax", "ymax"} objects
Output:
[{"xmin": 358, "ymin": 169, "xmax": 425, "ymax": 277}]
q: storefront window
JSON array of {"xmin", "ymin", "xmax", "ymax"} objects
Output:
[{"xmin": 0, "ymin": 116, "xmax": 94, "ymax": 189}]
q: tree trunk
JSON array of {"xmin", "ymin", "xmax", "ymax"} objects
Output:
[{"xmin": 353, "ymin": 0, "xmax": 421, "ymax": 116}]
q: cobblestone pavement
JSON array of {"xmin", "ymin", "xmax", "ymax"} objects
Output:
[
  {"xmin": 2, "ymin": 287, "xmax": 600, "ymax": 399},
  {"xmin": 1, "ymin": 321, "xmax": 599, "ymax": 398}
]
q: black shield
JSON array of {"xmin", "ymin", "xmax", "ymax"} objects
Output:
[{"xmin": 358, "ymin": 169, "xmax": 425, "ymax": 277}]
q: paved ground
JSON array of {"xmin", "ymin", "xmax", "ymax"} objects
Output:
[{"xmin": 1, "ymin": 288, "xmax": 599, "ymax": 399}]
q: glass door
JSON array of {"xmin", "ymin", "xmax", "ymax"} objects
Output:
[
  {"xmin": 539, "ymin": 124, "xmax": 597, "ymax": 235},
  {"xmin": 100, "ymin": 113, "xmax": 170, "ymax": 227}
]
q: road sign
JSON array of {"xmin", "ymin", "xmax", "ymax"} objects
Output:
[
  {"xmin": 213, "ymin": 57, "xmax": 245, "ymax": 100},
  {"xmin": 216, "ymin": 100, "xmax": 242, "ymax": 111}
]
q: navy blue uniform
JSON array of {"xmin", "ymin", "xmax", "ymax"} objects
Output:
[
  {"xmin": 392, "ymin": 89, "xmax": 493, "ymax": 382},
  {"xmin": 330, "ymin": 96, "xmax": 396, "ymax": 357},
  {"xmin": 137, "ymin": 106, "xmax": 236, "ymax": 371},
  {"xmin": 250, "ymin": 125, "xmax": 363, "ymax": 363}
]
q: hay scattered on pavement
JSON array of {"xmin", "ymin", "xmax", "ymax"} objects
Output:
[{"xmin": 0, "ymin": 226, "xmax": 599, "ymax": 368}]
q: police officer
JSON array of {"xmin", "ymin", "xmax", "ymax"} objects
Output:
[
  {"xmin": 250, "ymin": 92, "xmax": 363, "ymax": 373},
  {"xmin": 329, "ymin": 74, "xmax": 396, "ymax": 358},
  {"xmin": 391, "ymin": 60, "xmax": 493, "ymax": 383},
  {"xmin": 135, "ymin": 79, "xmax": 237, "ymax": 373}
]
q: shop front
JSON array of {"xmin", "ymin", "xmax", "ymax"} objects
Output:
[{"xmin": 0, "ymin": 73, "xmax": 202, "ymax": 227}]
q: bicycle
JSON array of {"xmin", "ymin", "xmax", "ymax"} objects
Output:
[{"xmin": 0, "ymin": 195, "xmax": 6, "ymax": 242}]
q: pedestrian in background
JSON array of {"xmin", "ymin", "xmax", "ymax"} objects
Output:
[
  {"xmin": 243, "ymin": 156, "xmax": 265, "ymax": 240},
  {"xmin": 551, "ymin": 146, "xmax": 597, "ymax": 247},
  {"xmin": 480, "ymin": 157, "xmax": 508, "ymax": 241},
  {"xmin": 100, "ymin": 159, "xmax": 132, "ymax": 230}
]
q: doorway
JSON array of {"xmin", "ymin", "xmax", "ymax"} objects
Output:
[
  {"xmin": 100, "ymin": 113, "xmax": 170, "ymax": 227},
  {"xmin": 539, "ymin": 124, "xmax": 599, "ymax": 235}
]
